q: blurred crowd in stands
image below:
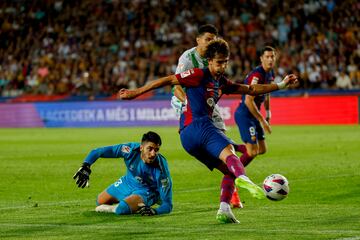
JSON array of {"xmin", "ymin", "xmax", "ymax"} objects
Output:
[{"xmin": 0, "ymin": 0, "xmax": 359, "ymax": 98}]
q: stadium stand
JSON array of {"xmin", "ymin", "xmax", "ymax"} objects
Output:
[{"xmin": 0, "ymin": 0, "xmax": 359, "ymax": 102}]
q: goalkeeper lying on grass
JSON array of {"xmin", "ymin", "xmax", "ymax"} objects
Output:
[{"xmin": 73, "ymin": 131, "xmax": 173, "ymax": 216}]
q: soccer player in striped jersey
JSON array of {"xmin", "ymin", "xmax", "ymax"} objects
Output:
[
  {"xmin": 73, "ymin": 131, "xmax": 172, "ymax": 216},
  {"xmin": 172, "ymin": 24, "xmax": 242, "ymax": 208},
  {"xmin": 234, "ymin": 46, "xmax": 277, "ymax": 169},
  {"xmin": 118, "ymin": 39, "xmax": 298, "ymax": 223}
]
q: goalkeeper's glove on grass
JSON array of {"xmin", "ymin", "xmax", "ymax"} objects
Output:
[
  {"xmin": 73, "ymin": 163, "xmax": 91, "ymax": 188},
  {"xmin": 138, "ymin": 205, "xmax": 157, "ymax": 216}
]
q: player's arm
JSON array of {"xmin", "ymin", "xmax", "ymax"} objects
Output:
[
  {"xmin": 155, "ymin": 175, "xmax": 173, "ymax": 215},
  {"xmin": 118, "ymin": 75, "xmax": 179, "ymax": 100},
  {"xmin": 227, "ymin": 74, "xmax": 298, "ymax": 95},
  {"xmin": 245, "ymin": 95, "xmax": 271, "ymax": 134},
  {"xmin": 138, "ymin": 176, "xmax": 173, "ymax": 216},
  {"xmin": 153, "ymin": 159, "xmax": 173, "ymax": 215},
  {"xmin": 264, "ymin": 94, "xmax": 271, "ymax": 123},
  {"xmin": 173, "ymin": 85, "xmax": 186, "ymax": 103},
  {"xmin": 73, "ymin": 144, "xmax": 126, "ymax": 188}
]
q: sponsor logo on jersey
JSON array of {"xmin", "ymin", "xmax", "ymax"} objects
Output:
[
  {"xmin": 135, "ymin": 176, "xmax": 144, "ymax": 184},
  {"xmin": 206, "ymin": 88, "xmax": 213, "ymax": 92},
  {"xmin": 207, "ymin": 98, "xmax": 215, "ymax": 107},
  {"xmin": 161, "ymin": 178, "xmax": 170, "ymax": 188},
  {"xmin": 180, "ymin": 70, "xmax": 191, "ymax": 78},
  {"xmin": 121, "ymin": 145, "xmax": 130, "ymax": 153},
  {"xmin": 251, "ymin": 77, "xmax": 259, "ymax": 84}
]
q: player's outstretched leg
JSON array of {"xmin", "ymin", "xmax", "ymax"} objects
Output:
[
  {"xmin": 235, "ymin": 175, "xmax": 266, "ymax": 200},
  {"xmin": 216, "ymin": 202, "xmax": 240, "ymax": 224}
]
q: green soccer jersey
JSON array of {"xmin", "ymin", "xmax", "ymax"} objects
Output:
[{"xmin": 175, "ymin": 47, "xmax": 208, "ymax": 74}]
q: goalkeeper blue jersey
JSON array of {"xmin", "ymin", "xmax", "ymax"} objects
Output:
[{"xmin": 84, "ymin": 142, "xmax": 172, "ymax": 214}]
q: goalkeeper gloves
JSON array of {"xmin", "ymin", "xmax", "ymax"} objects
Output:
[
  {"xmin": 138, "ymin": 205, "xmax": 157, "ymax": 216},
  {"xmin": 73, "ymin": 163, "xmax": 91, "ymax": 188}
]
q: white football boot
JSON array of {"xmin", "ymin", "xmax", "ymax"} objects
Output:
[
  {"xmin": 216, "ymin": 202, "xmax": 240, "ymax": 224},
  {"xmin": 95, "ymin": 204, "xmax": 117, "ymax": 213}
]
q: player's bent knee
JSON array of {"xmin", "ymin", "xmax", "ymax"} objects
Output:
[
  {"xmin": 97, "ymin": 191, "xmax": 118, "ymax": 205},
  {"xmin": 114, "ymin": 200, "xmax": 131, "ymax": 215}
]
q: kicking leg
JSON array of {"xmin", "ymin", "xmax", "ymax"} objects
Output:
[{"xmin": 219, "ymin": 145, "xmax": 265, "ymax": 200}]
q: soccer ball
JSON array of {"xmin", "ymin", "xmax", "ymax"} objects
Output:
[{"xmin": 263, "ymin": 174, "xmax": 289, "ymax": 201}]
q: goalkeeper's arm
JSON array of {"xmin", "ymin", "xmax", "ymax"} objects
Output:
[{"xmin": 73, "ymin": 145, "xmax": 122, "ymax": 188}]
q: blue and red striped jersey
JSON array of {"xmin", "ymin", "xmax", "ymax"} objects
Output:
[
  {"xmin": 240, "ymin": 66, "xmax": 274, "ymax": 110},
  {"xmin": 175, "ymin": 68, "xmax": 236, "ymax": 130}
]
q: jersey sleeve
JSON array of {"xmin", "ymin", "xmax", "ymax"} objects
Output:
[
  {"xmin": 175, "ymin": 53, "xmax": 193, "ymax": 74},
  {"xmin": 248, "ymin": 72, "xmax": 263, "ymax": 85},
  {"xmin": 83, "ymin": 142, "xmax": 138, "ymax": 166},
  {"xmin": 175, "ymin": 68, "xmax": 204, "ymax": 87},
  {"xmin": 154, "ymin": 155, "xmax": 173, "ymax": 215}
]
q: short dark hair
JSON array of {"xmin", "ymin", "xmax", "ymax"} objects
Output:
[
  {"xmin": 260, "ymin": 46, "xmax": 276, "ymax": 56},
  {"xmin": 141, "ymin": 131, "xmax": 162, "ymax": 146},
  {"xmin": 204, "ymin": 39, "xmax": 230, "ymax": 60},
  {"xmin": 197, "ymin": 24, "xmax": 218, "ymax": 37}
]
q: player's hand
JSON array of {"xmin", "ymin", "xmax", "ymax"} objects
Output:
[
  {"xmin": 261, "ymin": 118, "xmax": 272, "ymax": 134},
  {"xmin": 278, "ymin": 74, "xmax": 298, "ymax": 89},
  {"xmin": 265, "ymin": 110, "xmax": 271, "ymax": 124},
  {"xmin": 138, "ymin": 205, "xmax": 157, "ymax": 216},
  {"xmin": 266, "ymin": 117, "xmax": 271, "ymax": 124},
  {"xmin": 73, "ymin": 163, "xmax": 91, "ymax": 188},
  {"xmin": 117, "ymin": 88, "xmax": 139, "ymax": 100}
]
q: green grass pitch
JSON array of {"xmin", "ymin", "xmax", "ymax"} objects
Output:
[{"xmin": 0, "ymin": 125, "xmax": 359, "ymax": 239}]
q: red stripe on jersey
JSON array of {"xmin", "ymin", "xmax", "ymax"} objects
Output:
[
  {"xmin": 247, "ymin": 72, "xmax": 263, "ymax": 85},
  {"xmin": 183, "ymin": 98, "xmax": 193, "ymax": 127},
  {"xmin": 175, "ymin": 68, "xmax": 204, "ymax": 87}
]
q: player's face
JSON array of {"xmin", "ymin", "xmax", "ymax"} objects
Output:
[
  {"xmin": 196, "ymin": 33, "xmax": 217, "ymax": 55},
  {"xmin": 208, "ymin": 54, "xmax": 229, "ymax": 77},
  {"xmin": 260, "ymin": 50, "xmax": 276, "ymax": 71},
  {"xmin": 140, "ymin": 141, "xmax": 160, "ymax": 164}
]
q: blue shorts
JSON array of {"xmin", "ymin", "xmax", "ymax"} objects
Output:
[
  {"xmin": 105, "ymin": 176, "xmax": 158, "ymax": 207},
  {"xmin": 235, "ymin": 109, "xmax": 265, "ymax": 144},
  {"xmin": 180, "ymin": 117, "xmax": 232, "ymax": 170}
]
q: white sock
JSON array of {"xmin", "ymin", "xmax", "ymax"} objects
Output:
[{"xmin": 219, "ymin": 202, "xmax": 230, "ymax": 211}]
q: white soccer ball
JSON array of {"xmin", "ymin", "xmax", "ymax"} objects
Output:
[{"xmin": 263, "ymin": 174, "xmax": 289, "ymax": 201}]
